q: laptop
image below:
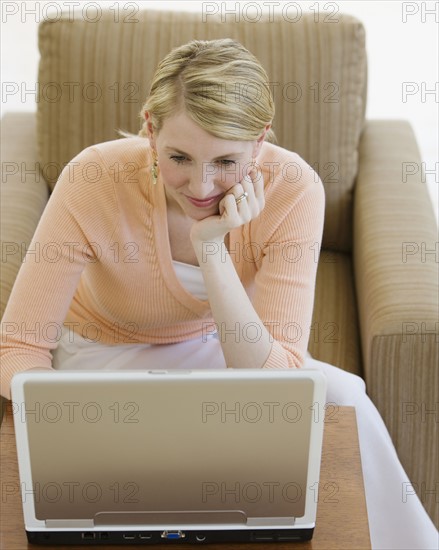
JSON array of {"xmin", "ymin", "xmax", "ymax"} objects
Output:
[{"xmin": 10, "ymin": 368, "xmax": 327, "ymax": 545}]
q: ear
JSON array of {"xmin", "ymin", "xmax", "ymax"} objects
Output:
[
  {"xmin": 252, "ymin": 123, "xmax": 271, "ymax": 157},
  {"xmin": 144, "ymin": 111, "xmax": 156, "ymax": 149}
]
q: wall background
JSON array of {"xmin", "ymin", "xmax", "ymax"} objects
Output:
[{"xmin": 1, "ymin": 0, "xmax": 437, "ymax": 222}]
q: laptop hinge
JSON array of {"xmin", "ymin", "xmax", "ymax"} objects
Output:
[
  {"xmin": 247, "ymin": 517, "xmax": 296, "ymax": 527},
  {"xmin": 45, "ymin": 519, "xmax": 94, "ymax": 528}
]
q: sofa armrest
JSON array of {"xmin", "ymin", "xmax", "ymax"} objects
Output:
[
  {"xmin": 1, "ymin": 112, "xmax": 49, "ymax": 317},
  {"xmin": 0, "ymin": 112, "xmax": 49, "ymax": 424},
  {"xmin": 353, "ymin": 119, "xmax": 438, "ymax": 526}
]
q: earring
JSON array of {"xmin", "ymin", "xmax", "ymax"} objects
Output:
[{"xmin": 151, "ymin": 150, "xmax": 158, "ymax": 185}]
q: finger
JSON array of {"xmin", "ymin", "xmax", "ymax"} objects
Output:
[
  {"xmin": 222, "ymin": 185, "xmax": 245, "ymax": 212},
  {"xmin": 250, "ymin": 165, "xmax": 265, "ymax": 202},
  {"xmin": 224, "ymin": 181, "xmax": 244, "ymax": 198},
  {"xmin": 234, "ymin": 191, "xmax": 250, "ymax": 208},
  {"xmin": 239, "ymin": 173, "xmax": 263, "ymax": 215},
  {"xmin": 233, "ymin": 191, "xmax": 253, "ymax": 225},
  {"xmin": 220, "ymin": 192, "xmax": 243, "ymax": 220},
  {"xmin": 224, "ymin": 167, "xmax": 263, "ymax": 216}
]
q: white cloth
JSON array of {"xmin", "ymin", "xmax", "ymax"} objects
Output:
[
  {"xmin": 172, "ymin": 260, "xmax": 209, "ymax": 301},
  {"xmin": 52, "ymin": 262, "xmax": 438, "ymax": 550}
]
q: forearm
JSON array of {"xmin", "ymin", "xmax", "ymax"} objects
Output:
[{"xmin": 193, "ymin": 239, "xmax": 273, "ymax": 369}]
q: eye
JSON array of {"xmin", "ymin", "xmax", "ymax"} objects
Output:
[
  {"xmin": 218, "ymin": 159, "xmax": 236, "ymax": 166},
  {"xmin": 170, "ymin": 155, "xmax": 186, "ymax": 164}
]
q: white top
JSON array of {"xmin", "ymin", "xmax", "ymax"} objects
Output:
[{"xmin": 172, "ymin": 260, "xmax": 208, "ymax": 301}]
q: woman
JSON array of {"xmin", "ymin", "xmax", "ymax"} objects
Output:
[{"xmin": 1, "ymin": 39, "xmax": 437, "ymax": 548}]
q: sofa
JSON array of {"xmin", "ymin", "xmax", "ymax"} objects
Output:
[{"xmin": 1, "ymin": 8, "xmax": 437, "ymax": 526}]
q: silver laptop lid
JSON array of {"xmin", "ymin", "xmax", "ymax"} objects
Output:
[{"xmin": 11, "ymin": 369, "xmax": 326, "ymax": 529}]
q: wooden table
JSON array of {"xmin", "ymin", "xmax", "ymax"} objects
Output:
[{"xmin": 0, "ymin": 405, "xmax": 370, "ymax": 549}]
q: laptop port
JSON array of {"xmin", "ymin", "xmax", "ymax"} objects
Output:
[
  {"xmin": 99, "ymin": 532, "xmax": 109, "ymax": 540},
  {"xmin": 123, "ymin": 533, "xmax": 136, "ymax": 540},
  {"xmin": 161, "ymin": 530, "xmax": 185, "ymax": 539},
  {"xmin": 278, "ymin": 534, "xmax": 301, "ymax": 541},
  {"xmin": 139, "ymin": 533, "xmax": 153, "ymax": 540},
  {"xmin": 82, "ymin": 532, "xmax": 96, "ymax": 539},
  {"xmin": 196, "ymin": 534, "xmax": 206, "ymax": 542},
  {"xmin": 252, "ymin": 531, "xmax": 274, "ymax": 541}
]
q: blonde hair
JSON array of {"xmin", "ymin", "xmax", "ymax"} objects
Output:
[{"xmin": 121, "ymin": 38, "xmax": 276, "ymax": 143}]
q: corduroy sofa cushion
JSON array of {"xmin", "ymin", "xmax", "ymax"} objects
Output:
[
  {"xmin": 309, "ymin": 250, "xmax": 362, "ymax": 375},
  {"xmin": 36, "ymin": 9, "xmax": 366, "ymax": 252},
  {"xmin": 0, "ymin": 113, "xmax": 49, "ymax": 316}
]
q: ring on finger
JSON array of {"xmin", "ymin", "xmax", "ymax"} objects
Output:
[{"xmin": 235, "ymin": 191, "xmax": 248, "ymax": 205}]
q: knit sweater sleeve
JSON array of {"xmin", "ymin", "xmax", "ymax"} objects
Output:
[
  {"xmin": 0, "ymin": 146, "xmax": 118, "ymax": 399},
  {"xmin": 250, "ymin": 151, "xmax": 325, "ymax": 370}
]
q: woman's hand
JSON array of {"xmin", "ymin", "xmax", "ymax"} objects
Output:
[
  {"xmin": 187, "ymin": 161, "xmax": 273, "ymax": 372},
  {"xmin": 189, "ymin": 164, "xmax": 264, "ymax": 246}
]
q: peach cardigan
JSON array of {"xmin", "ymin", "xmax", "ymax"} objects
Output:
[{"xmin": 0, "ymin": 137, "xmax": 325, "ymax": 399}]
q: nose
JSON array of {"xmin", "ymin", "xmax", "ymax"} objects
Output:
[{"xmin": 187, "ymin": 164, "xmax": 216, "ymax": 198}]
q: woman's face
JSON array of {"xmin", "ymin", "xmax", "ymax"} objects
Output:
[{"xmin": 147, "ymin": 110, "xmax": 266, "ymax": 221}]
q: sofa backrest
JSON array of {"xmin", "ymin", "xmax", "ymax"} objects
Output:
[{"xmin": 37, "ymin": 8, "xmax": 367, "ymax": 252}]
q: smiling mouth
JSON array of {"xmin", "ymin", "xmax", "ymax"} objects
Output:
[{"xmin": 185, "ymin": 194, "xmax": 223, "ymax": 208}]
